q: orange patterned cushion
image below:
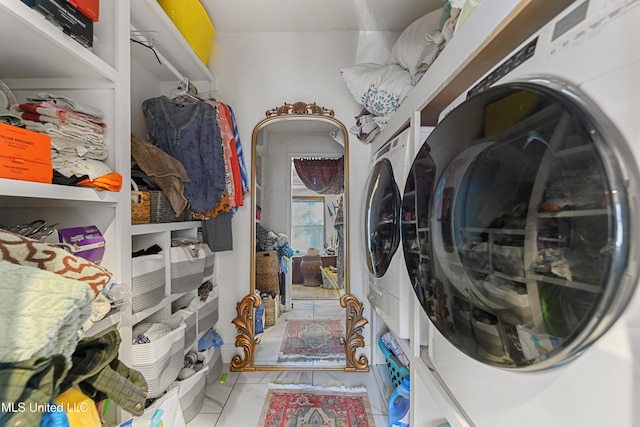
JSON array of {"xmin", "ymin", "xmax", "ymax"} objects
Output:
[{"xmin": 0, "ymin": 229, "xmax": 111, "ymax": 295}]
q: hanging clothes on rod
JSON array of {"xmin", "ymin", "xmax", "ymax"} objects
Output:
[
  {"xmin": 142, "ymin": 94, "xmax": 226, "ymax": 214},
  {"xmin": 206, "ymin": 100, "xmax": 244, "ymax": 209}
]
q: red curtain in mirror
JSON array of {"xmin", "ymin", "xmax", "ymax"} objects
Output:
[{"xmin": 293, "ymin": 157, "xmax": 344, "ymax": 194}]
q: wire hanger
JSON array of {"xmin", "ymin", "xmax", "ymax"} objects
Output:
[{"xmin": 170, "ymin": 78, "xmax": 202, "ymax": 103}]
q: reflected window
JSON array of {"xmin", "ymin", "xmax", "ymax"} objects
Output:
[{"xmin": 291, "ymin": 197, "xmax": 325, "ymax": 252}]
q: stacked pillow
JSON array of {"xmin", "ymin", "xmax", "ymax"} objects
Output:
[
  {"xmin": 340, "ymin": 6, "xmax": 446, "ymax": 119},
  {"xmin": 341, "ymin": 1, "xmax": 484, "ymax": 123}
]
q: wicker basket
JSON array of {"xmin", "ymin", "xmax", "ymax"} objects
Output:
[
  {"xmin": 256, "ymin": 250, "xmax": 279, "ymax": 273},
  {"xmin": 263, "ymin": 296, "xmax": 279, "ymax": 327},
  {"xmin": 150, "ymin": 190, "xmax": 191, "ymax": 223},
  {"xmin": 256, "ymin": 272, "xmax": 279, "ymax": 293},
  {"xmin": 131, "ymin": 190, "xmax": 150, "ymax": 224}
]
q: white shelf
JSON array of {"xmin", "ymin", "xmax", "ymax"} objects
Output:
[
  {"xmin": 131, "ymin": 221, "xmax": 202, "ymax": 236},
  {"xmin": 130, "ymin": 0, "xmax": 215, "ymax": 83},
  {"xmin": 0, "ymin": 0, "xmax": 118, "ymax": 82},
  {"xmin": 0, "ymin": 179, "xmax": 121, "ymax": 204}
]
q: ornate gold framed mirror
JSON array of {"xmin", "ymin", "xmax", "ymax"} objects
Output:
[{"xmin": 231, "ymin": 102, "xmax": 369, "ymax": 372}]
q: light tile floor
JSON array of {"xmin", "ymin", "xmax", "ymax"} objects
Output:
[{"xmin": 187, "ymin": 365, "xmax": 388, "ymax": 427}]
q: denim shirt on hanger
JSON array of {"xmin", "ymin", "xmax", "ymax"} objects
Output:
[{"xmin": 142, "ymin": 96, "xmax": 226, "ymax": 212}]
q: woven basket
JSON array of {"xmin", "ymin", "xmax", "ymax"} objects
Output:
[
  {"xmin": 256, "ymin": 272, "xmax": 279, "ymax": 293},
  {"xmin": 263, "ymin": 296, "xmax": 279, "ymax": 327},
  {"xmin": 150, "ymin": 190, "xmax": 191, "ymax": 223},
  {"xmin": 256, "ymin": 250, "xmax": 279, "ymax": 273},
  {"xmin": 131, "ymin": 190, "xmax": 150, "ymax": 225},
  {"xmin": 132, "ymin": 322, "xmax": 186, "ymax": 398}
]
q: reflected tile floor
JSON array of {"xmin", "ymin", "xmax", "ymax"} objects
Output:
[
  {"xmin": 253, "ymin": 299, "xmax": 346, "ymax": 366},
  {"xmin": 187, "ymin": 365, "xmax": 388, "ymax": 427}
]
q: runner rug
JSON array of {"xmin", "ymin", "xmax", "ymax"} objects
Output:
[
  {"xmin": 258, "ymin": 384, "xmax": 375, "ymax": 427},
  {"xmin": 279, "ymin": 319, "xmax": 345, "ymax": 361}
]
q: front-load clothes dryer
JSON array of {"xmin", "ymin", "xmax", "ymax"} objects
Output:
[
  {"xmin": 364, "ymin": 127, "xmax": 431, "ymax": 339},
  {"xmin": 413, "ymin": 1, "xmax": 640, "ymax": 426}
]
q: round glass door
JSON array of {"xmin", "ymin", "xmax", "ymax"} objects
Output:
[
  {"xmin": 427, "ymin": 80, "xmax": 637, "ymax": 370},
  {"xmin": 364, "ymin": 158, "xmax": 401, "ymax": 278},
  {"xmin": 402, "ymin": 145, "xmax": 437, "ymax": 317}
]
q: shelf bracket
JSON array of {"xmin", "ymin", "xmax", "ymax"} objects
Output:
[{"xmin": 130, "ymin": 31, "xmax": 159, "ymax": 48}]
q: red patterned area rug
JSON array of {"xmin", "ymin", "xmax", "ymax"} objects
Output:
[
  {"xmin": 279, "ymin": 319, "xmax": 345, "ymax": 361},
  {"xmin": 258, "ymin": 385, "xmax": 375, "ymax": 427}
]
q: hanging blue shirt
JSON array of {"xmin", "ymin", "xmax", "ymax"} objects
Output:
[{"xmin": 142, "ymin": 96, "xmax": 226, "ymax": 212}]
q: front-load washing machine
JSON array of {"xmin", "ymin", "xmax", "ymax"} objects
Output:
[
  {"xmin": 364, "ymin": 127, "xmax": 431, "ymax": 339},
  {"xmin": 412, "ymin": 1, "xmax": 640, "ymax": 426}
]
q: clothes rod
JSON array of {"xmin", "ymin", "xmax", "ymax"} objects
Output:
[{"xmin": 130, "ymin": 26, "xmax": 187, "ymax": 83}]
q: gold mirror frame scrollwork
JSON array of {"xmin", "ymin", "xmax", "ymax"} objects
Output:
[{"xmin": 231, "ymin": 102, "xmax": 369, "ymax": 372}]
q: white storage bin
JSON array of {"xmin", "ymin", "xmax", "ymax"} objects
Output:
[
  {"xmin": 132, "ymin": 322, "xmax": 186, "ymax": 398},
  {"xmin": 202, "ymin": 244, "xmax": 214, "ymax": 281},
  {"xmin": 171, "ymin": 306, "xmax": 197, "ymax": 352},
  {"xmin": 198, "ymin": 347, "xmax": 223, "ymax": 385},
  {"xmin": 197, "ymin": 290, "xmax": 219, "ymax": 334},
  {"xmin": 472, "ymin": 317, "xmax": 504, "ymax": 357},
  {"xmin": 131, "ymin": 253, "xmax": 165, "ymax": 313},
  {"xmin": 482, "ymin": 275, "xmax": 532, "ymax": 323},
  {"xmin": 170, "ymin": 245, "xmax": 206, "ymax": 294},
  {"xmin": 170, "ymin": 366, "xmax": 208, "ymax": 423}
]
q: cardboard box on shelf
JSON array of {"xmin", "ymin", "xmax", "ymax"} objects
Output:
[
  {"xmin": 68, "ymin": 0, "xmax": 99, "ymax": 22},
  {"xmin": 0, "ymin": 123, "xmax": 52, "ymax": 184},
  {"xmin": 58, "ymin": 225, "xmax": 105, "ymax": 265},
  {"xmin": 21, "ymin": 0, "xmax": 94, "ymax": 47}
]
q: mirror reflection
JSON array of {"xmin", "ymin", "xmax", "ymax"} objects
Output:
[{"xmin": 231, "ymin": 102, "xmax": 368, "ymax": 371}]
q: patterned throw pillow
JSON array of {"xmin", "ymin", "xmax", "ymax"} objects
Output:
[
  {"xmin": 0, "ymin": 229, "xmax": 111, "ymax": 295},
  {"xmin": 340, "ymin": 63, "xmax": 413, "ymax": 118}
]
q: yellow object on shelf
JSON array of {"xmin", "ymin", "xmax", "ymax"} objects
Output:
[{"xmin": 158, "ymin": 0, "xmax": 215, "ymax": 65}]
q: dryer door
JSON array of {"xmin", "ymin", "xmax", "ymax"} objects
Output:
[
  {"xmin": 426, "ymin": 80, "xmax": 638, "ymax": 370},
  {"xmin": 402, "ymin": 144, "xmax": 437, "ymax": 317},
  {"xmin": 364, "ymin": 158, "xmax": 401, "ymax": 278}
]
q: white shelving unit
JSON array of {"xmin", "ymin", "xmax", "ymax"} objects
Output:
[
  {"xmin": 367, "ymin": 1, "xmax": 576, "ymax": 426},
  {"xmin": 0, "ymin": 0, "xmax": 219, "ymax": 423}
]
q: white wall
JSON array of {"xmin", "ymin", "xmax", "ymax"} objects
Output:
[
  {"xmin": 208, "ymin": 30, "xmax": 398, "ymax": 362},
  {"xmin": 261, "ymin": 131, "xmax": 341, "ymax": 239}
]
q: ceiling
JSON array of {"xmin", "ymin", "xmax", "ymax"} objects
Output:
[{"xmin": 200, "ymin": 0, "xmax": 444, "ymax": 33}]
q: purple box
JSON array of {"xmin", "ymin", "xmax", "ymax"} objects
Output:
[{"xmin": 58, "ymin": 225, "xmax": 105, "ymax": 265}]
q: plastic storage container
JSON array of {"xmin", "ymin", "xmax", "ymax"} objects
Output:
[
  {"xmin": 157, "ymin": 0, "xmax": 215, "ymax": 64},
  {"xmin": 378, "ymin": 336, "xmax": 410, "ymax": 389},
  {"xmin": 255, "ymin": 299, "xmax": 264, "ymax": 334},
  {"xmin": 388, "ymin": 375, "xmax": 410, "ymax": 427}
]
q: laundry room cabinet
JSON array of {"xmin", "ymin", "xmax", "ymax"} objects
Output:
[{"xmin": 0, "ymin": 0, "xmax": 219, "ymax": 422}]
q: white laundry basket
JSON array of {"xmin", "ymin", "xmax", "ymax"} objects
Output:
[
  {"xmin": 170, "ymin": 245, "xmax": 206, "ymax": 294},
  {"xmin": 197, "ymin": 289, "xmax": 219, "ymax": 334},
  {"xmin": 132, "ymin": 321, "xmax": 186, "ymax": 398},
  {"xmin": 172, "ymin": 295, "xmax": 198, "ymax": 352},
  {"xmin": 131, "ymin": 253, "xmax": 165, "ymax": 313},
  {"xmin": 199, "ymin": 347, "xmax": 223, "ymax": 385},
  {"xmin": 170, "ymin": 366, "xmax": 208, "ymax": 423},
  {"xmin": 202, "ymin": 244, "xmax": 214, "ymax": 281}
]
